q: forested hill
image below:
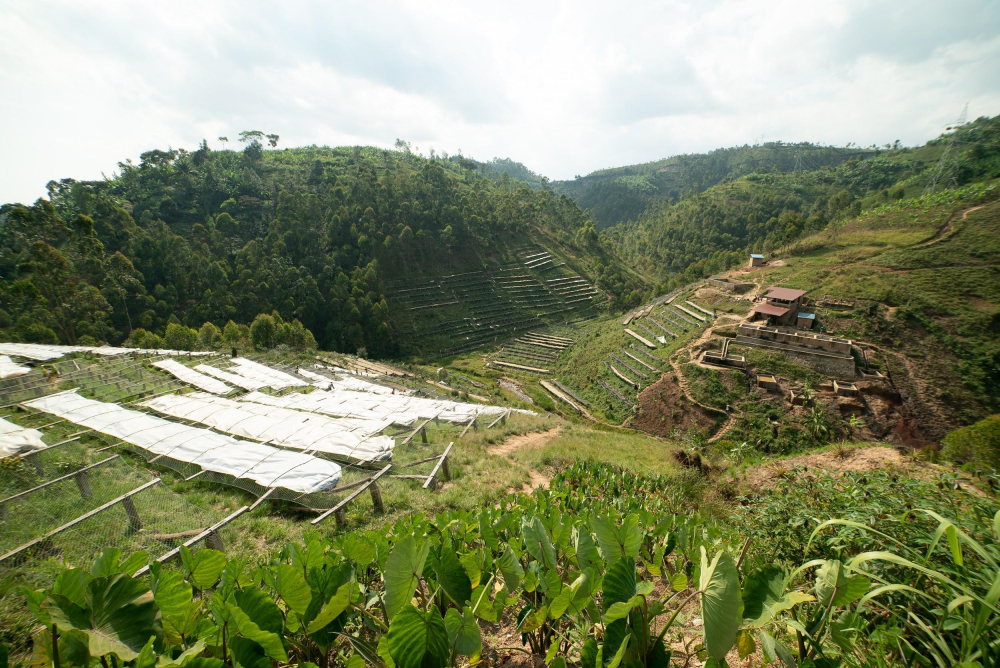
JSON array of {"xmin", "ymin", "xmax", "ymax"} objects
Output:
[
  {"xmin": 604, "ymin": 115, "xmax": 1000, "ymax": 289},
  {"xmin": 0, "ymin": 141, "xmax": 642, "ymax": 357},
  {"xmin": 553, "ymin": 143, "xmax": 886, "ymax": 229}
]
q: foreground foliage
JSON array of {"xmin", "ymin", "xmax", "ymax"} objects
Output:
[{"xmin": 13, "ymin": 461, "xmax": 1000, "ymax": 667}]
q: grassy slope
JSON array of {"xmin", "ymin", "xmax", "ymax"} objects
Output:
[{"xmin": 745, "ymin": 181, "xmax": 1000, "ymax": 433}]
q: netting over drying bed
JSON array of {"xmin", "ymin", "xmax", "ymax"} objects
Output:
[
  {"xmin": 152, "ymin": 359, "xmax": 232, "ymax": 395},
  {"xmin": 141, "ymin": 392, "xmax": 394, "ymax": 462},
  {"xmin": 0, "ymin": 416, "xmax": 45, "ymax": 457},
  {"xmin": 24, "ymin": 391, "xmax": 342, "ymax": 493},
  {"xmin": 196, "ymin": 364, "xmax": 267, "ymax": 391},
  {"xmin": 0, "ymin": 342, "xmax": 217, "ymax": 361},
  {"xmin": 297, "ymin": 367, "xmax": 402, "ymax": 395},
  {"xmin": 242, "ymin": 387, "xmax": 529, "ymax": 425}
]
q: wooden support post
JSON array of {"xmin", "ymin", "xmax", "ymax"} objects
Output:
[
  {"xmin": 74, "ymin": 471, "xmax": 92, "ymax": 500},
  {"xmin": 121, "ymin": 496, "xmax": 142, "ymax": 532},
  {"xmin": 423, "ymin": 443, "xmax": 454, "ymax": 490},
  {"xmin": 420, "ymin": 425, "xmax": 428, "ymax": 444},
  {"xmin": 1, "ymin": 478, "xmax": 161, "ymax": 564},
  {"xmin": 458, "ymin": 417, "xmax": 476, "ymax": 439},
  {"xmin": 368, "ymin": 481, "xmax": 385, "ymax": 513},
  {"xmin": 311, "ymin": 464, "xmax": 392, "ymax": 526},
  {"xmin": 134, "ymin": 504, "xmax": 250, "ymax": 577},
  {"xmin": 205, "ymin": 530, "xmax": 225, "ymax": 552},
  {"xmin": 334, "ymin": 509, "xmax": 347, "ymax": 527}
]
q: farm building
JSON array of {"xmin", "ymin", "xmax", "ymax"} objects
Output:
[
  {"xmin": 753, "ymin": 287, "xmax": 807, "ymax": 326},
  {"xmin": 749, "ymin": 253, "xmax": 766, "ymax": 267},
  {"xmin": 796, "ymin": 312, "xmax": 816, "ymax": 329}
]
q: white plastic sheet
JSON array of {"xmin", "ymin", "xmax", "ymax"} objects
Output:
[
  {"xmin": 298, "ymin": 367, "xmax": 401, "ymax": 395},
  {"xmin": 0, "ymin": 417, "xmax": 45, "ymax": 456},
  {"xmin": 142, "ymin": 392, "xmax": 394, "ymax": 462},
  {"xmin": 152, "ymin": 359, "xmax": 232, "ymax": 395},
  {"xmin": 213, "ymin": 358, "xmax": 307, "ymax": 390},
  {"xmin": 242, "ymin": 388, "xmax": 527, "ymax": 425},
  {"xmin": 0, "ymin": 355, "xmax": 30, "ymax": 379},
  {"xmin": 0, "ymin": 342, "xmax": 216, "ymax": 361},
  {"xmin": 24, "ymin": 391, "xmax": 342, "ymax": 493},
  {"xmin": 195, "ymin": 364, "xmax": 268, "ymax": 391}
]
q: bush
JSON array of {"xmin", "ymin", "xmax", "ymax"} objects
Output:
[
  {"xmin": 124, "ymin": 328, "xmax": 163, "ymax": 349},
  {"xmin": 941, "ymin": 414, "xmax": 1000, "ymax": 469},
  {"xmin": 198, "ymin": 321, "xmax": 221, "ymax": 348},
  {"xmin": 250, "ymin": 313, "xmax": 276, "ymax": 349},
  {"xmin": 222, "ymin": 320, "xmax": 242, "ymax": 344},
  {"xmin": 163, "ymin": 322, "xmax": 198, "ymax": 350}
]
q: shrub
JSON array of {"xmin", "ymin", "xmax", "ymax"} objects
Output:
[
  {"xmin": 250, "ymin": 313, "xmax": 276, "ymax": 349},
  {"xmin": 197, "ymin": 321, "xmax": 221, "ymax": 348},
  {"xmin": 222, "ymin": 319, "xmax": 242, "ymax": 344},
  {"xmin": 941, "ymin": 414, "xmax": 1000, "ymax": 469},
  {"xmin": 163, "ymin": 322, "xmax": 198, "ymax": 351}
]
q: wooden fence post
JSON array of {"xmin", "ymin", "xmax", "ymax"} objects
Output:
[
  {"xmin": 369, "ymin": 481, "xmax": 384, "ymax": 513},
  {"xmin": 74, "ymin": 471, "xmax": 93, "ymax": 500},
  {"xmin": 334, "ymin": 508, "xmax": 347, "ymax": 527},
  {"xmin": 121, "ymin": 497, "xmax": 143, "ymax": 532},
  {"xmin": 420, "ymin": 425, "xmax": 428, "ymax": 444},
  {"xmin": 205, "ymin": 530, "xmax": 225, "ymax": 552}
]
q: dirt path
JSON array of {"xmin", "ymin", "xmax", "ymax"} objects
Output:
[
  {"xmin": 916, "ymin": 204, "xmax": 984, "ymax": 248},
  {"xmin": 490, "ymin": 427, "xmax": 561, "ymax": 491}
]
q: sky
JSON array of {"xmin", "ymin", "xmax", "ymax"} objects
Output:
[{"xmin": 1, "ymin": 0, "xmax": 999, "ymax": 204}]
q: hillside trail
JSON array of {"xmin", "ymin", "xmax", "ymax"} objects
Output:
[
  {"xmin": 490, "ymin": 426, "xmax": 561, "ymax": 492},
  {"xmin": 915, "ymin": 204, "xmax": 983, "ymax": 248}
]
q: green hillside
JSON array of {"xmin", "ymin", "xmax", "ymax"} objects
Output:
[
  {"xmin": 604, "ymin": 115, "xmax": 1000, "ymax": 290},
  {"xmin": 552, "ymin": 142, "xmax": 881, "ymax": 229},
  {"xmin": 0, "ymin": 142, "xmax": 646, "ymax": 359}
]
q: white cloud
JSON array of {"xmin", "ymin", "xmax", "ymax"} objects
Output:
[{"xmin": 1, "ymin": 0, "xmax": 998, "ymax": 203}]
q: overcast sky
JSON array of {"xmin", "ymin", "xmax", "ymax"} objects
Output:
[{"xmin": 2, "ymin": 0, "xmax": 999, "ymax": 204}]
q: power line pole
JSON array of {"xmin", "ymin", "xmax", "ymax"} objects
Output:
[{"xmin": 923, "ymin": 104, "xmax": 968, "ymax": 195}]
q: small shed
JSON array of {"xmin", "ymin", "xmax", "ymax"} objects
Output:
[
  {"xmin": 749, "ymin": 253, "xmax": 766, "ymax": 268},
  {"xmin": 796, "ymin": 312, "xmax": 816, "ymax": 329}
]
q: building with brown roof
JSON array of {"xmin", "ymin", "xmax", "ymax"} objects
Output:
[{"xmin": 753, "ymin": 287, "xmax": 807, "ymax": 326}]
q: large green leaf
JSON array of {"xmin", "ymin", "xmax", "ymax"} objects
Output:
[
  {"xmin": 52, "ymin": 569, "xmax": 93, "ymax": 608},
  {"xmin": 266, "ymin": 563, "xmax": 312, "ymax": 616},
  {"xmin": 226, "ymin": 599, "xmax": 287, "ymax": 661},
  {"xmin": 383, "ymin": 536, "xmax": 431, "ymax": 620},
  {"xmin": 385, "ymin": 605, "xmax": 450, "ymax": 668},
  {"xmin": 602, "ymin": 557, "xmax": 637, "ymax": 610},
  {"xmin": 522, "ymin": 517, "xmax": 558, "ymax": 571},
  {"xmin": 150, "ymin": 568, "xmax": 193, "ymax": 619},
  {"xmin": 699, "ymin": 548, "xmax": 741, "ymax": 663},
  {"xmin": 742, "ymin": 565, "xmax": 815, "ymax": 628},
  {"xmin": 498, "ymin": 546, "xmax": 524, "ymax": 593},
  {"xmin": 306, "ymin": 581, "xmax": 355, "ymax": 634},
  {"xmin": 91, "ymin": 549, "xmax": 149, "ymax": 578},
  {"xmin": 432, "ymin": 549, "xmax": 472, "ymax": 607},
  {"xmin": 815, "ymin": 560, "xmax": 870, "ymax": 608},
  {"xmin": 179, "ymin": 547, "xmax": 226, "ymax": 590},
  {"xmin": 342, "ymin": 534, "xmax": 377, "ymax": 567},
  {"xmin": 233, "ymin": 588, "xmax": 283, "ymax": 634},
  {"xmin": 444, "ymin": 607, "xmax": 481, "ymax": 658},
  {"xmin": 591, "ymin": 514, "xmax": 641, "ymax": 561},
  {"xmin": 44, "ymin": 574, "xmax": 162, "ymax": 661},
  {"xmin": 574, "ymin": 526, "xmax": 601, "ymax": 571}
]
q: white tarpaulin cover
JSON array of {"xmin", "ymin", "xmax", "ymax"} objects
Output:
[
  {"xmin": 0, "ymin": 417, "xmax": 46, "ymax": 457},
  {"xmin": 298, "ymin": 367, "xmax": 401, "ymax": 395},
  {"xmin": 0, "ymin": 342, "xmax": 216, "ymax": 361},
  {"xmin": 152, "ymin": 359, "xmax": 232, "ymax": 395},
  {"xmin": 241, "ymin": 388, "xmax": 527, "ymax": 425},
  {"xmin": 0, "ymin": 355, "xmax": 30, "ymax": 379},
  {"xmin": 196, "ymin": 364, "xmax": 268, "ymax": 391},
  {"xmin": 214, "ymin": 358, "xmax": 307, "ymax": 390},
  {"xmin": 24, "ymin": 391, "xmax": 342, "ymax": 493},
  {"xmin": 142, "ymin": 392, "xmax": 394, "ymax": 462}
]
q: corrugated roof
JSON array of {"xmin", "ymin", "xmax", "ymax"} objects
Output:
[
  {"xmin": 797, "ymin": 312, "xmax": 816, "ymax": 319},
  {"xmin": 765, "ymin": 287, "xmax": 807, "ymax": 301},
  {"xmin": 753, "ymin": 303, "xmax": 790, "ymax": 317},
  {"xmin": 750, "ymin": 253, "xmax": 765, "ymax": 259}
]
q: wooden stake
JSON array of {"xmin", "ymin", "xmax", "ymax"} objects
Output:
[
  {"xmin": 369, "ymin": 481, "xmax": 384, "ymax": 513},
  {"xmin": 121, "ymin": 496, "xmax": 142, "ymax": 532},
  {"xmin": 74, "ymin": 471, "xmax": 92, "ymax": 500}
]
